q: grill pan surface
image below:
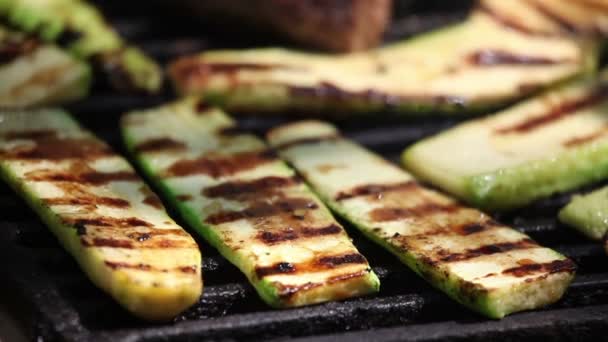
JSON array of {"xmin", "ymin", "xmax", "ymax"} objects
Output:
[{"xmin": 1, "ymin": 1, "xmax": 607, "ymax": 341}]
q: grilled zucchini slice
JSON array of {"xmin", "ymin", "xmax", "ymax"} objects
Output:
[
  {"xmin": 0, "ymin": 25, "xmax": 90, "ymax": 108},
  {"xmin": 0, "ymin": 0, "xmax": 162, "ymax": 93},
  {"xmin": 267, "ymin": 120, "xmax": 575, "ymax": 319},
  {"xmin": 121, "ymin": 98, "xmax": 379, "ymax": 308},
  {"xmin": 559, "ymin": 186, "xmax": 608, "ymax": 242},
  {"xmin": 169, "ymin": 5, "xmax": 592, "ymax": 115},
  {"xmin": 404, "ymin": 73, "xmax": 608, "ymax": 211},
  {"xmin": 0, "ymin": 109, "xmax": 202, "ymax": 321}
]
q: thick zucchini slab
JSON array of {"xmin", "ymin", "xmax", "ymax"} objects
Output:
[
  {"xmin": 0, "ymin": 109, "xmax": 202, "ymax": 321},
  {"xmin": 267, "ymin": 120, "xmax": 576, "ymax": 318},
  {"xmin": 121, "ymin": 98, "xmax": 379, "ymax": 308},
  {"xmin": 559, "ymin": 186, "xmax": 608, "ymax": 242},
  {"xmin": 404, "ymin": 73, "xmax": 608, "ymax": 211},
  {"xmin": 0, "ymin": 0, "xmax": 162, "ymax": 93},
  {"xmin": 479, "ymin": 0, "xmax": 608, "ymax": 38},
  {"xmin": 0, "ymin": 25, "xmax": 90, "ymax": 108},
  {"xmin": 169, "ymin": 5, "xmax": 592, "ymax": 115}
]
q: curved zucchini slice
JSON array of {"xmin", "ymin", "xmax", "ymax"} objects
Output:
[
  {"xmin": 404, "ymin": 73, "xmax": 608, "ymax": 211},
  {"xmin": 0, "ymin": 109, "xmax": 202, "ymax": 321},
  {"xmin": 0, "ymin": 0, "xmax": 162, "ymax": 93},
  {"xmin": 0, "ymin": 25, "xmax": 90, "ymax": 108},
  {"xmin": 120, "ymin": 98, "xmax": 379, "ymax": 308},
  {"xmin": 559, "ymin": 186, "xmax": 608, "ymax": 244},
  {"xmin": 168, "ymin": 5, "xmax": 592, "ymax": 115},
  {"xmin": 267, "ymin": 120, "xmax": 575, "ymax": 319}
]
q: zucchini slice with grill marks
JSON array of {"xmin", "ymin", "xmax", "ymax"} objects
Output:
[
  {"xmin": 0, "ymin": 25, "xmax": 90, "ymax": 108},
  {"xmin": 120, "ymin": 98, "xmax": 380, "ymax": 308},
  {"xmin": 168, "ymin": 3, "xmax": 593, "ymax": 115},
  {"xmin": 267, "ymin": 120, "xmax": 575, "ymax": 319},
  {"xmin": 0, "ymin": 0, "xmax": 162, "ymax": 93},
  {"xmin": 404, "ymin": 72, "xmax": 608, "ymax": 211},
  {"xmin": 0, "ymin": 109, "xmax": 202, "ymax": 321},
  {"xmin": 559, "ymin": 186, "xmax": 608, "ymax": 245}
]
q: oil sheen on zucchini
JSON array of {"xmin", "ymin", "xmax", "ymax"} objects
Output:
[
  {"xmin": 121, "ymin": 98, "xmax": 380, "ymax": 308},
  {"xmin": 0, "ymin": 25, "xmax": 90, "ymax": 108},
  {"xmin": 559, "ymin": 186, "xmax": 608, "ymax": 245},
  {"xmin": 267, "ymin": 120, "xmax": 575, "ymax": 319},
  {"xmin": 168, "ymin": 2, "xmax": 594, "ymax": 115},
  {"xmin": 0, "ymin": 109, "xmax": 202, "ymax": 321},
  {"xmin": 0, "ymin": 0, "xmax": 162, "ymax": 93},
  {"xmin": 404, "ymin": 72, "xmax": 608, "ymax": 211}
]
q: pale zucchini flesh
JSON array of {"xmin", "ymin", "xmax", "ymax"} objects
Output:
[
  {"xmin": 267, "ymin": 120, "xmax": 575, "ymax": 319},
  {"xmin": 0, "ymin": 109, "xmax": 202, "ymax": 321},
  {"xmin": 404, "ymin": 73, "xmax": 608, "ymax": 211},
  {"xmin": 0, "ymin": 25, "xmax": 91, "ymax": 108},
  {"xmin": 559, "ymin": 185, "xmax": 608, "ymax": 243},
  {"xmin": 121, "ymin": 98, "xmax": 379, "ymax": 308},
  {"xmin": 0, "ymin": 0, "xmax": 162, "ymax": 93},
  {"xmin": 169, "ymin": 3, "xmax": 593, "ymax": 115}
]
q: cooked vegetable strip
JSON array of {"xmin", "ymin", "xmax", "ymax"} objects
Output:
[
  {"xmin": 0, "ymin": 109, "xmax": 202, "ymax": 321},
  {"xmin": 121, "ymin": 98, "xmax": 379, "ymax": 308},
  {"xmin": 404, "ymin": 73, "xmax": 608, "ymax": 211},
  {"xmin": 267, "ymin": 120, "xmax": 575, "ymax": 319},
  {"xmin": 0, "ymin": 0, "xmax": 162, "ymax": 93},
  {"xmin": 169, "ymin": 3, "xmax": 592, "ymax": 115},
  {"xmin": 0, "ymin": 25, "xmax": 90, "ymax": 108},
  {"xmin": 559, "ymin": 186, "xmax": 608, "ymax": 245}
]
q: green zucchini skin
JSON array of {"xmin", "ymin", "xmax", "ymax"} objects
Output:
[
  {"xmin": 559, "ymin": 186, "xmax": 608, "ymax": 242},
  {"xmin": 0, "ymin": 109, "xmax": 202, "ymax": 321},
  {"xmin": 121, "ymin": 98, "xmax": 379, "ymax": 308},
  {"xmin": 0, "ymin": 0, "xmax": 162, "ymax": 93},
  {"xmin": 267, "ymin": 120, "xmax": 575, "ymax": 319},
  {"xmin": 168, "ymin": 4, "xmax": 595, "ymax": 116},
  {"xmin": 404, "ymin": 72, "xmax": 608, "ymax": 211},
  {"xmin": 0, "ymin": 25, "xmax": 91, "ymax": 108}
]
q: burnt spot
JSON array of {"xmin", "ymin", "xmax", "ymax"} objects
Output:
[
  {"xmin": 335, "ymin": 181, "xmax": 417, "ymax": 201},
  {"xmin": 205, "ymin": 198, "xmax": 318, "ymax": 225},
  {"xmin": 203, "ymin": 176, "xmax": 299, "ymax": 199},
  {"xmin": 503, "ymin": 259, "xmax": 577, "ymax": 277},
  {"xmin": 369, "ymin": 203, "xmax": 461, "ymax": 222},
  {"xmin": 66, "ymin": 217, "xmax": 154, "ymax": 228},
  {"xmin": 273, "ymin": 134, "xmax": 340, "ymax": 151},
  {"xmin": 178, "ymin": 265, "xmax": 198, "ymax": 274},
  {"xmin": 176, "ymin": 194, "xmax": 193, "ymax": 202},
  {"xmin": 165, "ymin": 149, "xmax": 277, "ymax": 178},
  {"xmin": 255, "ymin": 262, "xmax": 296, "ymax": 278},
  {"xmin": 257, "ymin": 224, "xmax": 343, "ymax": 245},
  {"xmin": 316, "ymin": 253, "xmax": 367, "ymax": 268},
  {"xmin": 132, "ymin": 233, "xmax": 151, "ymax": 242},
  {"xmin": 454, "ymin": 219, "xmax": 501, "ymax": 236},
  {"xmin": 142, "ymin": 195, "xmax": 163, "ymax": 209},
  {"xmin": 196, "ymin": 99, "xmax": 211, "ymax": 113},
  {"xmin": 134, "ymin": 138, "xmax": 187, "ymax": 153},
  {"xmin": 495, "ymin": 84, "xmax": 608, "ymax": 134},
  {"xmin": 468, "ymin": 49, "xmax": 570, "ymax": 66},
  {"xmin": 74, "ymin": 222, "xmax": 87, "ymax": 236},
  {"xmin": 438, "ymin": 238, "xmax": 538, "ymax": 263},
  {"xmin": 43, "ymin": 196, "xmax": 130, "ymax": 208},
  {"xmin": 3, "ymin": 130, "xmax": 56, "ymax": 141}
]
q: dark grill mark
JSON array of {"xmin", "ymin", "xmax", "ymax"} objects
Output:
[
  {"xmin": 143, "ymin": 194, "xmax": 163, "ymax": 209},
  {"xmin": 166, "ymin": 149, "xmax": 277, "ymax": 178},
  {"xmin": 134, "ymin": 138, "xmax": 186, "ymax": 153},
  {"xmin": 203, "ymin": 176, "xmax": 299, "ymax": 199},
  {"xmin": 369, "ymin": 203, "xmax": 461, "ymax": 222},
  {"xmin": 0, "ymin": 36, "xmax": 39, "ymax": 64},
  {"xmin": 496, "ymin": 85, "xmax": 608, "ymax": 134},
  {"xmin": 176, "ymin": 194, "xmax": 193, "ymax": 202},
  {"xmin": 83, "ymin": 237, "xmax": 196, "ymax": 249},
  {"xmin": 205, "ymin": 198, "xmax": 318, "ymax": 225},
  {"xmin": 26, "ymin": 168, "xmax": 138, "ymax": 185},
  {"xmin": 104, "ymin": 261, "xmax": 198, "ymax": 274},
  {"xmin": 503, "ymin": 259, "xmax": 577, "ymax": 277},
  {"xmin": 0, "ymin": 132, "xmax": 112, "ymax": 160},
  {"xmin": 67, "ymin": 217, "xmax": 153, "ymax": 228},
  {"xmin": 454, "ymin": 219, "xmax": 501, "ymax": 236},
  {"xmin": 438, "ymin": 238, "xmax": 538, "ymax": 263},
  {"xmin": 563, "ymin": 127, "xmax": 608, "ymax": 147},
  {"xmin": 44, "ymin": 196, "xmax": 130, "ymax": 208},
  {"xmin": 255, "ymin": 253, "xmax": 367, "ymax": 278},
  {"xmin": 3, "ymin": 130, "xmax": 56, "ymax": 140},
  {"xmin": 468, "ymin": 49, "xmax": 569, "ymax": 66},
  {"xmin": 257, "ymin": 224, "xmax": 343, "ymax": 244},
  {"xmin": 274, "ymin": 134, "xmax": 340, "ymax": 151},
  {"xmin": 335, "ymin": 181, "xmax": 417, "ymax": 201}
]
